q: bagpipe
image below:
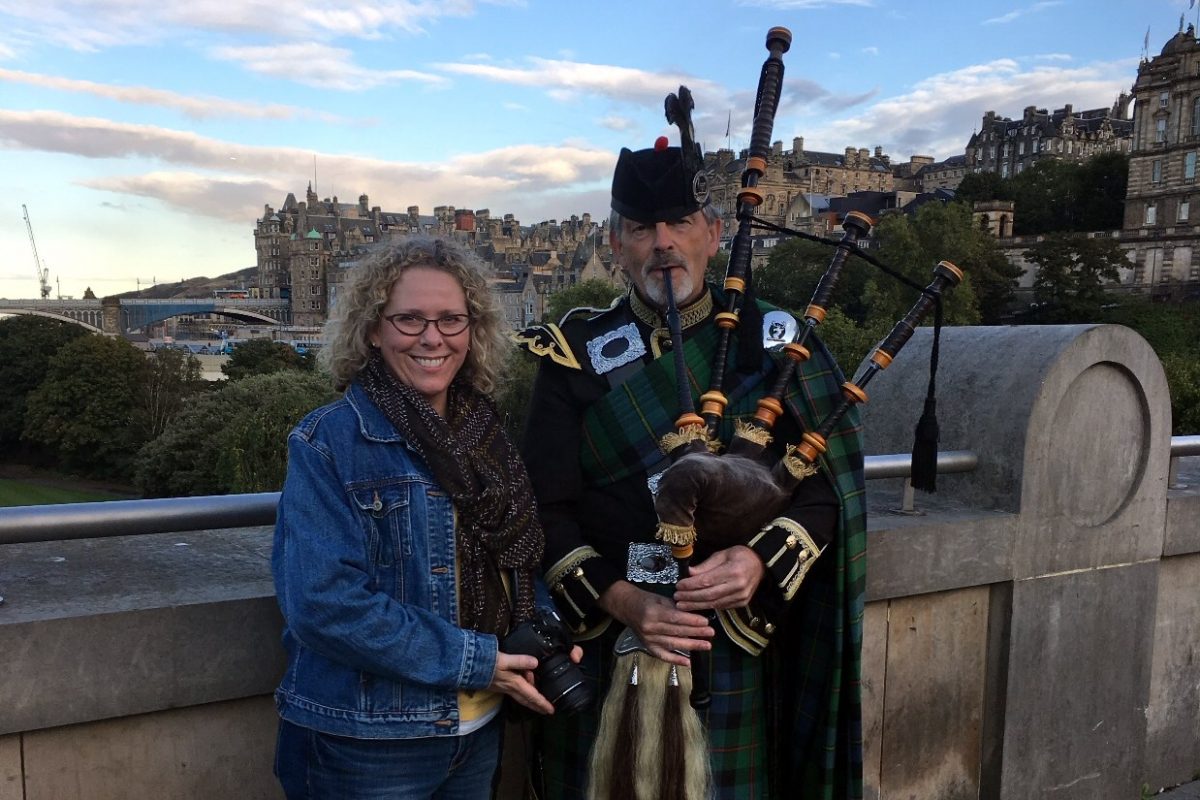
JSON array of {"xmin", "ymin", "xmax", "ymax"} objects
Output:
[{"xmin": 587, "ymin": 26, "xmax": 961, "ymax": 800}]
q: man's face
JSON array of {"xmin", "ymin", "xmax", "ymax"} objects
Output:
[{"xmin": 612, "ymin": 210, "xmax": 722, "ymax": 309}]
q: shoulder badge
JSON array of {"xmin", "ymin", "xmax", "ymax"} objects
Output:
[{"xmin": 513, "ymin": 323, "xmax": 582, "ymax": 370}]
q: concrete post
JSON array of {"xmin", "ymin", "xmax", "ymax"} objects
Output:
[{"xmin": 861, "ymin": 324, "xmax": 1171, "ymax": 800}]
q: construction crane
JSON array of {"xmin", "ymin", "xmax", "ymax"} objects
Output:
[{"xmin": 21, "ymin": 204, "xmax": 52, "ymax": 299}]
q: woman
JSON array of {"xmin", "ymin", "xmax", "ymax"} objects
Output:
[{"xmin": 272, "ymin": 236, "xmax": 561, "ymax": 799}]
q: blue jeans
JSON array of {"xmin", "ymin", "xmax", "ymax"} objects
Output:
[{"xmin": 274, "ymin": 717, "xmax": 501, "ymax": 800}]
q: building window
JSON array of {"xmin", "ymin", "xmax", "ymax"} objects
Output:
[
  {"xmin": 1018, "ymin": 141, "xmax": 1025, "ymax": 155},
  {"xmin": 1145, "ymin": 203, "xmax": 1158, "ymax": 225},
  {"xmin": 1157, "ymin": 118, "xmax": 1168, "ymax": 143},
  {"xmin": 310, "ymin": 285, "xmax": 319, "ymax": 295},
  {"xmin": 1153, "ymin": 160, "xmax": 1162, "ymax": 183},
  {"xmin": 1180, "ymin": 197, "xmax": 1191, "ymax": 221},
  {"xmin": 1188, "ymin": 152, "xmax": 1197, "ymax": 180},
  {"xmin": 1161, "ymin": 91, "xmax": 1171, "ymax": 109},
  {"xmin": 1193, "ymin": 97, "xmax": 1200, "ymax": 137}
]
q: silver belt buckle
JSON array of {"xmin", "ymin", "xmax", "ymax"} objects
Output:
[{"xmin": 626, "ymin": 542, "xmax": 679, "ymax": 584}]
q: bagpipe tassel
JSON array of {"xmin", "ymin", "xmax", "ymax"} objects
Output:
[
  {"xmin": 587, "ymin": 655, "xmax": 710, "ymax": 800},
  {"xmin": 910, "ymin": 395, "xmax": 940, "ymax": 492},
  {"xmin": 588, "ymin": 653, "xmax": 640, "ymax": 800}
]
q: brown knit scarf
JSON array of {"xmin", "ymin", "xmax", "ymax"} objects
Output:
[{"xmin": 359, "ymin": 350, "xmax": 543, "ymax": 636}]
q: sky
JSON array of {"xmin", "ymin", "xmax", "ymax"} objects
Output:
[{"xmin": 0, "ymin": 0, "xmax": 1192, "ymax": 299}]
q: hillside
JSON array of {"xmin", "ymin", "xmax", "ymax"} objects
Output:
[{"xmin": 106, "ymin": 266, "xmax": 258, "ymax": 300}]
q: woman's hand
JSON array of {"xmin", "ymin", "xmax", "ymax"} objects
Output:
[
  {"xmin": 599, "ymin": 581, "xmax": 714, "ymax": 667},
  {"xmin": 489, "ymin": 652, "xmax": 555, "ymax": 715}
]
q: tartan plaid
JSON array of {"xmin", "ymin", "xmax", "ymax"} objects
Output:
[
  {"xmin": 537, "ymin": 624, "xmax": 768, "ymax": 800},
  {"xmin": 571, "ymin": 297, "xmax": 867, "ymax": 799}
]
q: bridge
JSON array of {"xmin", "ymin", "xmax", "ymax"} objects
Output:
[
  {"xmin": 0, "ymin": 297, "xmax": 289, "ymax": 334},
  {"xmin": 0, "ymin": 324, "xmax": 1197, "ymax": 799}
]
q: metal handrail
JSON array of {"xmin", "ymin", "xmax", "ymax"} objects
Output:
[
  {"xmin": 0, "ymin": 451, "xmax": 979, "ymax": 546},
  {"xmin": 0, "ymin": 492, "xmax": 279, "ymax": 546},
  {"xmin": 1171, "ymin": 435, "xmax": 1200, "ymax": 457},
  {"xmin": 3, "ymin": 439, "xmax": 1197, "ymax": 546}
]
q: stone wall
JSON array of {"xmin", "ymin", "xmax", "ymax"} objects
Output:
[{"xmin": 0, "ymin": 324, "xmax": 1196, "ymax": 799}]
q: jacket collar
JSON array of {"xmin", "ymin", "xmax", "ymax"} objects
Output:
[{"xmin": 346, "ymin": 381, "xmax": 406, "ymax": 443}]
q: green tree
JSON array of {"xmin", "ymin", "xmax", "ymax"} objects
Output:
[
  {"xmin": 866, "ymin": 205, "xmax": 984, "ymax": 328},
  {"xmin": 135, "ymin": 370, "xmax": 337, "ymax": 497},
  {"xmin": 1075, "ymin": 151, "xmax": 1129, "ymax": 231},
  {"xmin": 705, "ymin": 248, "xmax": 730, "ymax": 286},
  {"xmin": 1161, "ymin": 353, "xmax": 1200, "ymax": 435},
  {"xmin": 757, "ymin": 238, "xmax": 872, "ymax": 323},
  {"xmin": 142, "ymin": 347, "xmax": 205, "ymax": 439},
  {"xmin": 543, "ymin": 279, "xmax": 622, "ymax": 324},
  {"xmin": 496, "ymin": 347, "xmax": 539, "ymax": 441},
  {"xmin": 217, "ymin": 372, "xmax": 338, "ymax": 492},
  {"xmin": 23, "ymin": 335, "xmax": 149, "ymax": 479},
  {"xmin": 1009, "ymin": 159, "xmax": 1077, "ymax": 234},
  {"xmin": 954, "ymin": 170, "xmax": 1007, "ymax": 207},
  {"xmin": 222, "ymin": 338, "xmax": 314, "ymax": 381},
  {"xmin": 1026, "ymin": 233, "xmax": 1127, "ymax": 322},
  {"xmin": 0, "ymin": 316, "xmax": 88, "ymax": 450}
]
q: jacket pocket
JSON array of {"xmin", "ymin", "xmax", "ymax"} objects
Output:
[{"xmin": 350, "ymin": 483, "xmax": 413, "ymax": 596}]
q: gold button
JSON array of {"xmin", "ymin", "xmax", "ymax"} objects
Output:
[
  {"xmin": 764, "ymin": 623, "xmax": 776, "ymax": 635},
  {"xmin": 785, "ymin": 534, "xmax": 799, "ymax": 550},
  {"xmin": 750, "ymin": 616, "xmax": 760, "ymax": 628},
  {"xmin": 572, "ymin": 566, "xmax": 585, "ymax": 579},
  {"xmin": 553, "ymin": 583, "xmax": 566, "ymax": 595}
]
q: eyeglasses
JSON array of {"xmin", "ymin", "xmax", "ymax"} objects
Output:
[{"xmin": 383, "ymin": 313, "xmax": 472, "ymax": 337}]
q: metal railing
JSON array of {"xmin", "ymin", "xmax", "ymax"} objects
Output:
[
  {"xmin": 0, "ymin": 451, "xmax": 976, "ymax": 546},
  {"xmin": 1, "ymin": 440, "xmax": 1196, "ymax": 547}
]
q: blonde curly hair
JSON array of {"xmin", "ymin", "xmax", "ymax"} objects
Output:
[{"xmin": 321, "ymin": 236, "xmax": 508, "ymax": 394}]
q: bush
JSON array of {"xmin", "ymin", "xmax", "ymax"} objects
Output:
[{"xmin": 135, "ymin": 371, "xmax": 338, "ymax": 496}]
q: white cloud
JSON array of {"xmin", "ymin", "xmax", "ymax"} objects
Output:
[
  {"xmin": 0, "ymin": 41, "xmax": 15, "ymax": 59},
  {"xmin": 1034, "ymin": 53, "xmax": 1072, "ymax": 61},
  {"xmin": 736, "ymin": 0, "xmax": 872, "ymax": 8},
  {"xmin": 598, "ymin": 115, "xmax": 635, "ymax": 131},
  {"xmin": 83, "ymin": 172, "xmax": 283, "ymax": 223},
  {"xmin": 862, "ymin": 46, "xmax": 879, "ymax": 56},
  {"xmin": 983, "ymin": 1, "xmax": 1062, "ymax": 26},
  {"xmin": 797, "ymin": 57, "xmax": 1130, "ymax": 159},
  {"xmin": 0, "ymin": 108, "xmax": 616, "ymax": 221},
  {"xmin": 210, "ymin": 43, "xmax": 447, "ymax": 91},
  {"xmin": 0, "ymin": 68, "xmax": 346, "ymax": 121},
  {"xmin": 435, "ymin": 57, "xmax": 724, "ymax": 108},
  {"xmin": 0, "ymin": 0, "xmax": 491, "ymax": 51}
]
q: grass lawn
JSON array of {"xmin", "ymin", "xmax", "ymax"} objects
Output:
[{"xmin": 0, "ymin": 478, "xmax": 133, "ymax": 507}]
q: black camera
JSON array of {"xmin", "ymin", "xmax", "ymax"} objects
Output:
[{"xmin": 501, "ymin": 608, "xmax": 592, "ymax": 714}]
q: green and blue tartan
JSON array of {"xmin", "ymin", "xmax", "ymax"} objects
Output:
[{"xmin": 549, "ymin": 297, "xmax": 866, "ymax": 799}]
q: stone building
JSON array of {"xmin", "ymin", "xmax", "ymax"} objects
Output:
[
  {"xmin": 965, "ymin": 101, "xmax": 1133, "ymax": 178},
  {"xmin": 254, "ymin": 186, "xmax": 612, "ymax": 329},
  {"xmin": 1122, "ymin": 25, "xmax": 1200, "ymax": 292},
  {"xmin": 705, "ymin": 138, "xmax": 895, "ymax": 230}
]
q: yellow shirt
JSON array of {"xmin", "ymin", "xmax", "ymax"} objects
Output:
[{"xmin": 455, "ymin": 542, "xmax": 510, "ymax": 731}]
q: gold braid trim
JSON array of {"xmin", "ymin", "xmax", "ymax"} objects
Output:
[
  {"xmin": 655, "ymin": 522, "xmax": 697, "ymax": 547},
  {"xmin": 659, "ymin": 423, "xmax": 711, "ymax": 454},
  {"xmin": 782, "ymin": 444, "xmax": 820, "ymax": 481},
  {"xmin": 715, "ymin": 608, "xmax": 769, "ymax": 656},
  {"xmin": 545, "ymin": 546, "xmax": 602, "ymax": 595},
  {"xmin": 760, "ymin": 517, "xmax": 824, "ymax": 601},
  {"xmin": 629, "ymin": 286, "xmax": 714, "ymax": 331},
  {"xmin": 733, "ymin": 420, "xmax": 773, "ymax": 447}
]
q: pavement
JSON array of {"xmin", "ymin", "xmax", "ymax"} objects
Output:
[{"xmin": 1158, "ymin": 779, "xmax": 1200, "ymax": 798}]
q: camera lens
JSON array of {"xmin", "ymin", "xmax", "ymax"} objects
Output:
[{"xmin": 536, "ymin": 654, "xmax": 593, "ymax": 715}]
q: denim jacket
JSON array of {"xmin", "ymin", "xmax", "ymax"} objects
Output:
[{"xmin": 273, "ymin": 381, "xmax": 519, "ymax": 739}]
